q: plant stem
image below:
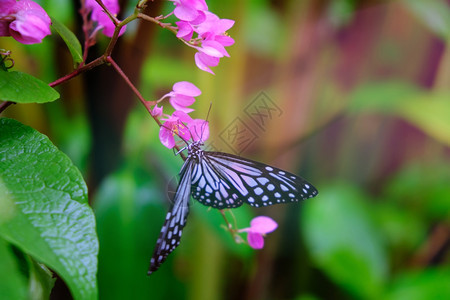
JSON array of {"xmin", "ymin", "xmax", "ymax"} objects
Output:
[
  {"xmin": 106, "ymin": 56, "xmax": 156, "ymax": 111},
  {"xmin": 220, "ymin": 209, "xmax": 236, "ymax": 237},
  {"xmin": 94, "ymin": 0, "xmax": 119, "ymax": 25},
  {"xmin": 49, "ymin": 56, "xmax": 105, "ymax": 87},
  {"xmin": 0, "ymin": 101, "xmax": 14, "ymax": 114},
  {"xmin": 137, "ymin": 13, "xmax": 197, "ymax": 49}
]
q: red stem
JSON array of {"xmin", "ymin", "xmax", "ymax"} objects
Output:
[
  {"xmin": 49, "ymin": 56, "xmax": 105, "ymax": 87},
  {"xmin": 106, "ymin": 56, "xmax": 156, "ymax": 114},
  {"xmin": 0, "ymin": 101, "xmax": 14, "ymax": 113},
  {"xmin": 94, "ymin": 0, "xmax": 119, "ymax": 25}
]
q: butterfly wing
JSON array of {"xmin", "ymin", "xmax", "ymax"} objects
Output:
[
  {"xmin": 191, "ymin": 151, "xmax": 318, "ymax": 208},
  {"xmin": 190, "ymin": 153, "xmax": 245, "ymax": 209},
  {"xmin": 148, "ymin": 159, "xmax": 193, "ymax": 275}
]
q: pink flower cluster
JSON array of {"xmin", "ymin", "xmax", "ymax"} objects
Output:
[
  {"xmin": 169, "ymin": 0, "xmax": 235, "ymax": 74},
  {"xmin": 85, "ymin": 0, "xmax": 126, "ymax": 37},
  {"xmin": 153, "ymin": 81, "xmax": 209, "ymax": 149},
  {"xmin": 0, "ymin": 0, "xmax": 51, "ymax": 44}
]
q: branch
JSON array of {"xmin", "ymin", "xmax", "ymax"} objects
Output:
[
  {"xmin": 49, "ymin": 56, "xmax": 105, "ymax": 87},
  {"xmin": 94, "ymin": 0, "xmax": 119, "ymax": 25},
  {"xmin": 137, "ymin": 13, "xmax": 199, "ymax": 49},
  {"xmin": 0, "ymin": 101, "xmax": 14, "ymax": 114},
  {"xmin": 106, "ymin": 56, "xmax": 156, "ymax": 110}
]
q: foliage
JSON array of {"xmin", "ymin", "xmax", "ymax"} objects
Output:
[{"xmin": 0, "ymin": 118, "xmax": 98, "ymax": 299}]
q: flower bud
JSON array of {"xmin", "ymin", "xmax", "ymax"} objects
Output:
[{"xmin": 0, "ymin": 0, "xmax": 51, "ymax": 44}]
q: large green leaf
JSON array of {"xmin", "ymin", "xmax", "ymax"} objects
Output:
[
  {"xmin": 0, "ymin": 71, "xmax": 59, "ymax": 103},
  {"xmin": 301, "ymin": 183, "xmax": 388, "ymax": 299},
  {"xmin": 50, "ymin": 16, "xmax": 83, "ymax": 67},
  {"xmin": 0, "ymin": 118, "xmax": 98, "ymax": 300}
]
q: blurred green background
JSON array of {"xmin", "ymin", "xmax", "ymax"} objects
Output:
[{"xmin": 2, "ymin": 0, "xmax": 450, "ymax": 299}]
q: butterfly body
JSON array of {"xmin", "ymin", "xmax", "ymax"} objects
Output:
[{"xmin": 148, "ymin": 141, "xmax": 318, "ymax": 274}]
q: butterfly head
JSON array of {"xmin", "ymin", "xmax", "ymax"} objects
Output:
[{"xmin": 187, "ymin": 140, "xmax": 204, "ymax": 157}]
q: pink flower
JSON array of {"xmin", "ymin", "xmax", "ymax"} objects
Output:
[
  {"xmin": 159, "ymin": 111, "xmax": 194, "ymax": 149},
  {"xmin": 195, "ymin": 11, "xmax": 234, "ymax": 42},
  {"xmin": 85, "ymin": 0, "xmax": 126, "ymax": 37},
  {"xmin": 0, "ymin": 0, "xmax": 51, "ymax": 44},
  {"xmin": 159, "ymin": 110, "xmax": 209, "ymax": 149},
  {"xmin": 194, "ymin": 52, "xmax": 219, "ymax": 74},
  {"xmin": 169, "ymin": 1, "xmax": 234, "ymax": 74},
  {"xmin": 167, "ymin": 81, "xmax": 201, "ymax": 113},
  {"xmin": 175, "ymin": 20, "xmax": 194, "ymax": 40},
  {"xmin": 194, "ymin": 39, "xmax": 230, "ymax": 74},
  {"xmin": 191, "ymin": 12, "xmax": 234, "ymax": 74},
  {"xmin": 240, "ymin": 216, "xmax": 278, "ymax": 249}
]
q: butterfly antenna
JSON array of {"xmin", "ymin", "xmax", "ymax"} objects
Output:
[{"xmin": 199, "ymin": 102, "xmax": 212, "ymax": 143}]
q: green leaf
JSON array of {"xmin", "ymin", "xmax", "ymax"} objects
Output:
[
  {"xmin": 0, "ymin": 118, "xmax": 98, "ymax": 300},
  {"xmin": 403, "ymin": 0, "xmax": 450, "ymax": 40},
  {"xmin": 347, "ymin": 82, "xmax": 450, "ymax": 146},
  {"xmin": 0, "ymin": 71, "xmax": 59, "ymax": 103},
  {"xmin": 347, "ymin": 81, "xmax": 420, "ymax": 114},
  {"xmin": 29, "ymin": 260, "xmax": 56, "ymax": 300},
  {"xmin": 384, "ymin": 162, "xmax": 450, "ymax": 220},
  {"xmin": 385, "ymin": 268, "xmax": 450, "ymax": 300},
  {"xmin": 50, "ymin": 16, "xmax": 83, "ymax": 66},
  {"xmin": 400, "ymin": 93, "xmax": 450, "ymax": 146},
  {"xmin": 301, "ymin": 183, "xmax": 388, "ymax": 299},
  {"xmin": 0, "ymin": 238, "xmax": 28, "ymax": 300},
  {"xmin": 375, "ymin": 203, "xmax": 426, "ymax": 250}
]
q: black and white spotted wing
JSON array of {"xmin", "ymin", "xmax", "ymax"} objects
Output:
[
  {"xmin": 148, "ymin": 160, "xmax": 193, "ymax": 275},
  {"xmin": 149, "ymin": 141, "xmax": 318, "ymax": 274},
  {"xmin": 189, "ymin": 149, "xmax": 318, "ymax": 209}
]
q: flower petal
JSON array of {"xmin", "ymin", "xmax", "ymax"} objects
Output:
[
  {"xmin": 151, "ymin": 104, "xmax": 163, "ymax": 117},
  {"xmin": 6, "ymin": 0, "xmax": 51, "ymax": 44},
  {"xmin": 85, "ymin": 0, "xmax": 125, "ymax": 37},
  {"xmin": 182, "ymin": 0, "xmax": 208, "ymax": 11},
  {"xmin": 250, "ymin": 216, "xmax": 278, "ymax": 234},
  {"xmin": 176, "ymin": 21, "xmax": 193, "ymax": 40},
  {"xmin": 247, "ymin": 232, "xmax": 264, "ymax": 249},
  {"xmin": 172, "ymin": 110, "xmax": 193, "ymax": 123},
  {"xmin": 171, "ymin": 104, "xmax": 194, "ymax": 113},
  {"xmin": 0, "ymin": 0, "xmax": 16, "ymax": 15},
  {"xmin": 189, "ymin": 119, "xmax": 209, "ymax": 142},
  {"xmin": 215, "ymin": 35, "xmax": 235, "ymax": 47},
  {"xmin": 194, "ymin": 52, "xmax": 219, "ymax": 74},
  {"xmin": 189, "ymin": 10, "xmax": 206, "ymax": 25},
  {"xmin": 172, "ymin": 81, "xmax": 201, "ymax": 97},
  {"xmin": 174, "ymin": 4, "xmax": 198, "ymax": 22},
  {"xmin": 170, "ymin": 94, "xmax": 196, "ymax": 110},
  {"xmin": 159, "ymin": 125, "xmax": 176, "ymax": 149},
  {"xmin": 198, "ymin": 40, "xmax": 228, "ymax": 57}
]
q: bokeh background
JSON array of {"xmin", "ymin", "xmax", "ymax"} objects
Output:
[{"xmin": 2, "ymin": 0, "xmax": 450, "ymax": 299}]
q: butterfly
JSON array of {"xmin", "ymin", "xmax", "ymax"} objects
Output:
[{"xmin": 148, "ymin": 140, "xmax": 318, "ymax": 274}]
